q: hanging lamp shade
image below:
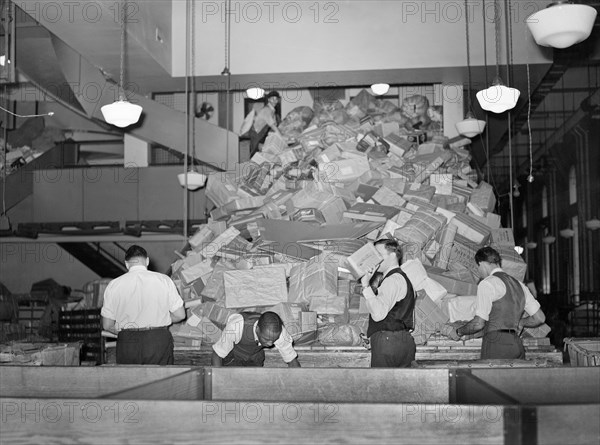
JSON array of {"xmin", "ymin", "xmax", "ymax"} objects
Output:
[
  {"xmin": 527, "ymin": 3, "xmax": 597, "ymax": 49},
  {"xmin": 178, "ymin": 170, "xmax": 207, "ymax": 191},
  {"xmin": 514, "ymin": 246, "xmax": 524, "ymax": 255},
  {"xmin": 455, "ymin": 112, "xmax": 486, "ymax": 137},
  {"xmin": 559, "ymin": 228, "xmax": 575, "ymax": 238},
  {"xmin": 102, "ymin": 0, "xmax": 143, "ymax": 128},
  {"xmin": 371, "ymin": 83, "xmax": 390, "ymax": 95},
  {"xmin": 585, "ymin": 218, "xmax": 600, "ymax": 230},
  {"xmin": 246, "ymin": 87, "xmax": 265, "ymax": 100},
  {"xmin": 525, "ymin": 242, "xmax": 538, "ymax": 250},
  {"xmin": 542, "ymin": 235, "xmax": 556, "ymax": 244},
  {"xmin": 101, "ymin": 100, "xmax": 143, "ymax": 128},
  {"xmin": 476, "ymin": 77, "xmax": 520, "ymax": 113}
]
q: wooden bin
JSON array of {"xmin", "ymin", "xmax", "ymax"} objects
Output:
[{"xmin": 564, "ymin": 337, "xmax": 600, "ymax": 367}]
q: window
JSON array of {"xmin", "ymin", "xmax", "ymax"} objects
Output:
[
  {"xmin": 542, "ymin": 186, "xmax": 550, "ymax": 294},
  {"xmin": 572, "ymin": 216, "xmax": 580, "ymax": 303},
  {"xmin": 569, "ymin": 166, "xmax": 577, "ymax": 205}
]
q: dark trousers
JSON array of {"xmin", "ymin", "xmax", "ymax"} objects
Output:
[
  {"xmin": 249, "ymin": 126, "xmax": 270, "ymax": 158},
  {"xmin": 116, "ymin": 328, "xmax": 174, "ymax": 365},
  {"xmin": 222, "ymin": 348, "xmax": 265, "ymax": 367},
  {"xmin": 481, "ymin": 330, "xmax": 525, "ymax": 360},
  {"xmin": 370, "ymin": 330, "xmax": 416, "ymax": 368}
]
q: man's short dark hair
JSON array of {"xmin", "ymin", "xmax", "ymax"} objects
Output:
[
  {"xmin": 374, "ymin": 239, "xmax": 402, "ymax": 262},
  {"xmin": 257, "ymin": 311, "xmax": 283, "ymax": 341},
  {"xmin": 265, "ymin": 91, "xmax": 280, "ymax": 100},
  {"xmin": 125, "ymin": 245, "xmax": 148, "ymax": 261},
  {"xmin": 475, "ymin": 246, "xmax": 502, "ymax": 266}
]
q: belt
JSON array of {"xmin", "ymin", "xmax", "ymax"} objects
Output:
[
  {"xmin": 495, "ymin": 329, "xmax": 518, "ymax": 334},
  {"xmin": 121, "ymin": 326, "xmax": 168, "ymax": 332}
]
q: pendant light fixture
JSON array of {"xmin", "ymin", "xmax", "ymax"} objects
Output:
[
  {"xmin": 527, "ymin": 1, "xmax": 597, "ymax": 49},
  {"xmin": 178, "ymin": 0, "xmax": 206, "ymax": 191},
  {"xmin": 476, "ymin": 0, "xmax": 520, "ymax": 113},
  {"xmin": 371, "ymin": 83, "xmax": 390, "ymax": 96},
  {"xmin": 586, "ymin": 218, "xmax": 600, "ymax": 230},
  {"xmin": 559, "ymin": 228, "xmax": 575, "ymax": 238},
  {"xmin": 100, "ymin": 0, "xmax": 143, "ymax": 128},
  {"xmin": 456, "ymin": 0, "xmax": 486, "ymax": 138},
  {"xmin": 246, "ymin": 87, "xmax": 265, "ymax": 100}
]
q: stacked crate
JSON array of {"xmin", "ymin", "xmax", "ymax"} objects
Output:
[
  {"xmin": 17, "ymin": 293, "xmax": 48, "ymax": 338},
  {"xmin": 58, "ymin": 309, "xmax": 103, "ymax": 364}
]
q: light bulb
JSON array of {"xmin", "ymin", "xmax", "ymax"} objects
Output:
[
  {"xmin": 527, "ymin": 175, "xmax": 534, "ymax": 183},
  {"xmin": 513, "ymin": 189, "xmax": 520, "ymax": 198}
]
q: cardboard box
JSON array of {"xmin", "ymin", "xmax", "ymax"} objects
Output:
[
  {"xmin": 425, "ymin": 266, "xmax": 479, "ymax": 296},
  {"xmin": 318, "ymin": 157, "xmax": 371, "ymax": 183},
  {"xmin": 343, "ymin": 202, "xmax": 400, "ymax": 222},
  {"xmin": 206, "ymin": 173, "xmax": 241, "ymax": 207},
  {"xmin": 469, "ymin": 181, "xmax": 496, "ymax": 212},
  {"xmin": 288, "ymin": 257, "xmax": 338, "ymax": 305},
  {"xmin": 490, "ymin": 228, "xmax": 516, "ymax": 247},
  {"xmin": 224, "ymin": 265, "xmax": 288, "ymax": 308},
  {"xmin": 318, "ymin": 196, "xmax": 347, "ymax": 224},
  {"xmin": 262, "ymin": 132, "xmax": 287, "ymax": 155},
  {"xmin": 522, "ymin": 323, "xmax": 551, "ymax": 338},
  {"xmin": 394, "ymin": 210, "xmax": 447, "ymax": 249},
  {"xmin": 372, "ymin": 186, "xmax": 406, "ymax": 208},
  {"xmin": 345, "ymin": 242, "xmax": 384, "ymax": 279},
  {"xmin": 400, "ymin": 259, "xmax": 429, "ymax": 291},
  {"xmin": 433, "ymin": 223, "xmax": 457, "ymax": 270},
  {"xmin": 450, "ymin": 212, "xmax": 491, "ymax": 245},
  {"xmin": 412, "ymin": 292, "xmax": 450, "ymax": 345},
  {"xmin": 430, "ymin": 173, "xmax": 453, "ymax": 195},
  {"xmin": 199, "ymin": 227, "xmax": 241, "ymax": 260},
  {"xmin": 189, "ymin": 226, "xmax": 215, "ymax": 249},
  {"xmin": 448, "ymin": 236, "xmax": 480, "ymax": 277},
  {"xmin": 180, "ymin": 259, "xmax": 214, "ymax": 285}
]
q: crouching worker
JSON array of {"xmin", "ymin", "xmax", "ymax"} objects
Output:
[{"xmin": 212, "ymin": 311, "xmax": 301, "ymax": 367}]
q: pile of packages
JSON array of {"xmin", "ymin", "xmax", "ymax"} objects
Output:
[
  {"xmin": 0, "ymin": 140, "xmax": 41, "ymax": 177},
  {"xmin": 168, "ymin": 89, "xmax": 549, "ymax": 349}
]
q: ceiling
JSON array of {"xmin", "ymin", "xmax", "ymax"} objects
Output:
[{"xmin": 6, "ymin": 0, "xmax": 600, "ymax": 195}]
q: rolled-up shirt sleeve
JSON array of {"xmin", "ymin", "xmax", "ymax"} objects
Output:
[
  {"xmin": 165, "ymin": 277, "xmax": 184, "ymax": 312},
  {"xmin": 212, "ymin": 314, "xmax": 243, "ymax": 359},
  {"xmin": 474, "ymin": 280, "xmax": 496, "ymax": 321},
  {"xmin": 274, "ymin": 325, "xmax": 297, "ymax": 363},
  {"xmin": 521, "ymin": 282, "xmax": 541, "ymax": 316},
  {"xmin": 362, "ymin": 274, "xmax": 406, "ymax": 322}
]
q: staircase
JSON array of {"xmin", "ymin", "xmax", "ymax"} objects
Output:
[{"xmin": 58, "ymin": 242, "xmax": 127, "ymax": 278}]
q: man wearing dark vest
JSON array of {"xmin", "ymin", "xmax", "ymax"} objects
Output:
[
  {"xmin": 361, "ymin": 239, "xmax": 416, "ymax": 367},
  {"xmin": 212, "ymin": 311, "xmax": 301, "ymax": 367},
  {"xmin": 449, "ymin": 247, "xmax": 546, "ymax": 359}
]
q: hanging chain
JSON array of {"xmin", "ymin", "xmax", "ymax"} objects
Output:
[
  {"xmin": 191, "ymin": 0, "xmax": 196, "ymax": 163},
  {"xmin": 224, "ymin": 0, "xmax": 231, "ymax": 72},
  {"xmin": 494, "ymin": 0, "xmax": 501, "ymax": 79},
  {"xmin": 464, "ymin": 0, "xmax": 472, "ymax": 108},
  {"xmin": 527, "ymin": 63, "xmax": 533, "ymax": 181},
  {"xmin": 504, "ymin": 0, "xmax": 513, "ymax": 87},
  {"xmin": 119, "ymin": 0, "xmax": 126, "ymax": 100}
]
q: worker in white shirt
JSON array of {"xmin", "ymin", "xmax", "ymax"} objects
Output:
[
  {"xmin": 361, "ymin": 239, "xmax": 416, "ymax": 367},
  {"xmin": 101, "ymin": 245, "xmax": 185, "ymax": 365},
  {"xmin": 212, "ymin": 311, "xmax": 300, "ymax": 367},
  {"xmin": 449, "ymin": 246, "xmax": 546, "ymax": 359}
]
